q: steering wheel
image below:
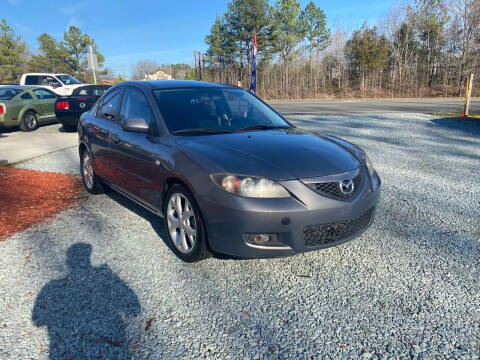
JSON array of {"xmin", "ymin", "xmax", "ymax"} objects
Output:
[{"xmin": 224, "ymin": 113, "xmax": 246, "ymax": 127}]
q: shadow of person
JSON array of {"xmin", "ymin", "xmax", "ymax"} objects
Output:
[{"xmin": 32, "ymin": 243, "xmax": 141, "ymax": 359}]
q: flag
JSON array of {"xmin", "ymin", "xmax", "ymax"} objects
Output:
[{"xmin": 249, "ymin": 30, "xmax": 257, "ymax": 94}]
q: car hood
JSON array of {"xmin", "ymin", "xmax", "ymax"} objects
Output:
[{"xmin": 176, "ymin": 128, "xmax": 361, "ymax": 180}]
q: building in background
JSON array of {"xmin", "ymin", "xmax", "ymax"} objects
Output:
[{"xmin": 144, "ymin": 70, "xmax": 172, "ymax": 80}]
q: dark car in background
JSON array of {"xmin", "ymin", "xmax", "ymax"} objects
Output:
[
  {"xmin": 78, "ymin": 80, "xmax": 381, "ymax": 262},
  {"xmin": 56, "ymin": 85, "xmax": 109, "ymax": 131}
]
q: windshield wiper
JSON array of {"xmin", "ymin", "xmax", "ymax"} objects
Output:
[
  {"xmin": 236, "ymin": 125, "xmax": 290, "ymax": 132},
  {"xmin": 172, "ymin": 128, "xmax": 234, "ymax": 135}
]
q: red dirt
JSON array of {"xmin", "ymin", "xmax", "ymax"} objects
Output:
[{"xmin": 0, "ymin": 167, "xmax": 85, "ymax": 240}]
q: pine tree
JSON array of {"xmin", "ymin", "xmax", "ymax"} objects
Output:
[
  {"xmin": 273, "ymin": 0, "xmax": 305, "ymax": 61},
  {"xmin": 301, "ymin": 0, "xmax": 330, "ymax": 63},
  {"xmin": 0, "ymin": 19, "xmax": 26, "ymax": 82}
]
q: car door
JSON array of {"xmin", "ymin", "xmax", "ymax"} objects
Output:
[
  {"xmin": 109, "ymin": 87, "xmax": 158, "ymax": 206},
  {"xmin": 32, "ymin": 89, "xmax": 57, "ymax": 122},
  {"xmin": 86, "ymin": 88, "xmax": 123, "ymax": 181}
]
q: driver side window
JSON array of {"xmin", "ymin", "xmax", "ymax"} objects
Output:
[
  {"xmin": 119, "ymin": 88, "xmax": 152, "ymax": 126},
  {"xmin": 97, "ymin": 89, "xmax": 122, "ymax": 121},
  {"xmin": 40, "ymin": 76, "xmax": 60, "ymax": 87}
]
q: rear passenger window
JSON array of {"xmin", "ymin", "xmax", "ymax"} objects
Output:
[
  {"xmin": 25, "ymin": 76, "xmax": 39, "ymax": 85},
  {"xmin": 33, "ymin": 89, "xmax": 56, "ymax": 99},
  {"xmin": 21, "ymin": 92, "xmax": 33, "ymax": 100},
  {"xmin": 119, "ymin": 88, "xmax": 152, "ymax": 126}
]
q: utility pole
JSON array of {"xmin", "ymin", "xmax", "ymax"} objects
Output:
[{"xmin": 86, "ymin": 45, "xmax": 98, "ymax": 85}]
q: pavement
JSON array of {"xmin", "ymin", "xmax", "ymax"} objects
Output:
[
  {"xmin": 269, "ymin": 97, "xmax": 480, "ymax": 115},
  {"xmin": 0, "ymin": 124, "xmax": 76, "ymax": 164}
]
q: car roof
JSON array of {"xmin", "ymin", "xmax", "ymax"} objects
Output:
[
  {"xmin": 23, "ymin": 73, "xmax": 68, "ymax": 76},
  {"xmin": 0, "ymin": 85, "xmax": 35, "ymax": 91},
  {"xmin": 114, "ymin": 80, "xmax": 236, "ymax": 90}
]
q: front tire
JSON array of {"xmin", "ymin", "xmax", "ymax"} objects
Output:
[
  {"xmin": 80, "ymin": 149, "xmax": 104, "ymax": 194},
  {"xmin": 20, "ymin": 111, "xmax": 38, "ymax": 132},
  {"xmin": 163, "ymin": 184, "xmax": 210, "ymax": 262}
]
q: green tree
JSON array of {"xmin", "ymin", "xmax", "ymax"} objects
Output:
[
  {"xmin": 273, "ymin": 0, "xmax": 305, "ymax": 61},
  {"xmin": 224, "ymin": 0, "xmax": 277, "ymax": 65},
  {"xmin": 28, "ymin": 33, "xmax": 71, "ymax": 73},
  {"xmin": 301, "ymin": 0, "xmax": 330, "ymax": 62},
  {"xmin": 62, "ymin": 25, "xmax": 91, "ymax": 77},
  {"xmin": 0, "ymin": 19, "xmax": 26, "ymax": 82},
  {"xmin": 345, "ymin": 24, "xmax": 390, "ymax": 94},
  {"xmin": 205, "ymin": 15, "xmax": 235, "ymax": 65},
  {"xmin": 184, "ymin": 68, "xmax": 197, "ymax": 80},
  {"xmin": 29, "ymin": 27, "xmax": 104, "ymax": 82},
  {"xmin": 411, "ymin": 0, "xmax": 448, "ymax": 86}
]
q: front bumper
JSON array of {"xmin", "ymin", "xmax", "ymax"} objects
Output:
[{"xmin": 198, "ymin": 168, "xmax": 381, "ymax": 258}]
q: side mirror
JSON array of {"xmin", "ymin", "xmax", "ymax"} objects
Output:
[
  {"xmin": 123, "ymin": 117, "xmax": 149, "ymax": 133},
  {"xmin": 51, "ymin": 82, "xmax": 62, "ymax": 88}
]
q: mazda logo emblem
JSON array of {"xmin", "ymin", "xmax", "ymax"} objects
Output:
[
  {"xmin": 339, "ymin": 178, "xmax": 354, "ymax": 195},
  {"xmin": 79, "ymin": 102, "xmax": 86, "ymax": 109}
]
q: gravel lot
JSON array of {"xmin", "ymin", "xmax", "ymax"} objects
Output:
[{"xmin": 1, "ymin": 113, "xmax": 479, "ymax": 359}]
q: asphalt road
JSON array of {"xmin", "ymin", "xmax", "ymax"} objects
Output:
[
  {"xmin": 0, "ymin": 124, "xmax": 76, "ymax": 164},
  {"xmin": 268, "ymin": 97, "xmax": 480, "ymax": 115}
]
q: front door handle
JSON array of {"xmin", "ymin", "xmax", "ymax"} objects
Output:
[{"xmin": 110, "ymin": 133, "xmax": 119, "ymax": 144}]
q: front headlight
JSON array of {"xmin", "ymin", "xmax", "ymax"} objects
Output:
[
  {"xmin": 365, "ymin": 154, "xmax": 375, "ymax": 176},
  {"xmin": 211, "ymin": 174, "xmax": 290, "ymax": 198}
]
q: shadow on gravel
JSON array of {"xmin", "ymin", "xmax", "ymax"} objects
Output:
[
  {"xmin": 104, "ymin": 191, "xmax": 171, "ymax": 249},
  {"xmin": 431, "ymin": 117, "xmax": 480, "ymax": 136},
  {"xmin": 32, "ymin": 243, "xmax": 141, "ymax": 359},
  {"xmin": 104, "ymin": 191, "xmax": 241, "ymax": 260}
]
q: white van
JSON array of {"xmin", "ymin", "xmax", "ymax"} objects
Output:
[{"xmin": 20, "ymin": 73, "xmax": 88, "ymax": 96}]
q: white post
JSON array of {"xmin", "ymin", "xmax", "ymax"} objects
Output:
[{"xmin": 87, "ymin": 45, "xmax": 97, "ymax": 85}]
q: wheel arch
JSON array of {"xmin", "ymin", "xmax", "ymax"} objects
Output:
[
  {"xmin": 161, "ymin": 177, "xmax": 194, "ymax": 209},
  {"xmin": 18, "ymin": 108, "xmax": 37, "ymax": 123},
  {"xmin": 78, "ymin": 142, "xmax": 88, "ymax": 157}
]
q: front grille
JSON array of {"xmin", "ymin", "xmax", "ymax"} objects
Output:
[
  {"xmin": 307, "ymin": 173, "xmax": 362, "ymax": 201},
  {"xmin": 304, "ymin": 208, "xmax": 374, "ymax": 247}
]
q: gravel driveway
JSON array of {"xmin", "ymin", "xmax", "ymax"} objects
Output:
[{"xmin": 1, "ymin": 113, "xmax": 479, "ymax": 359}]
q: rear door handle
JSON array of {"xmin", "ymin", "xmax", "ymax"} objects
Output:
[{"xmin": 110, "ymin": 133, "xmax": 119, "ymax": 144}]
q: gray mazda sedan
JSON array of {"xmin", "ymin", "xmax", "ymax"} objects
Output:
[{"xmin": 78, "ymin": 81, "xmax": 381, "ymax": 262}]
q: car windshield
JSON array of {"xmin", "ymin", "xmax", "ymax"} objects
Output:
[
  {"xmin": 0, "ymin": 88, "xmax": 22, "ymax": 100},
  {"xmin": 57, "ymin": 75, "xmax": 82, "ymax": 85},
  {"xmin": 153, "ymin": 87, "xmax": 290, "ymax": 134}
]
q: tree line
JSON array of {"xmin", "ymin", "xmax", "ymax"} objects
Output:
[
  {"xmin": 0, "ymin": 19, "xmax": 106, "ymax": 83},
  {"xmin": 202, "ymin": 0, "xmax": 480, "ymax": 99}
]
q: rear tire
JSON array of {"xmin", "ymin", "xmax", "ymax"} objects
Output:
[
  {"xmin": 20, "ymin": 111, "xmax": 38, "ymax": 132},
  {"xmin": 163, "ymin": 184, "xmax": 210, "ymax": 262},
  {"xmin": 80, "ymin": 149, "xmax": 104, "ymax": 194}
]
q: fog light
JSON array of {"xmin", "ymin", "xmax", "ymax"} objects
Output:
[{"xmin": 245, "ymin": 233, "xmax": 278, "ymax": 245}]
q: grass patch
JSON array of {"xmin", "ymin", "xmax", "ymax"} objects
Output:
[{"xmin": 430, "ymin": 110, "xmax": 480, "ymax": 118}]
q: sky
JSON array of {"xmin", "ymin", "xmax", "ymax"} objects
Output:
[{"xmin": 4, "ymin": 0, "xmax": 396, "ymax": 77}]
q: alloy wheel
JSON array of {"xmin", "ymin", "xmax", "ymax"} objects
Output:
[
  {"xmin": 82, "ymin": 152, "xmax": 94, "ymax": 190},
  {"xmin": 25, "ymin": 113, "xmax": 37, "ymax": 129},
  {"xmin": 166, "ymin": 193, "xmax": 197, "ymax": 254}
]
